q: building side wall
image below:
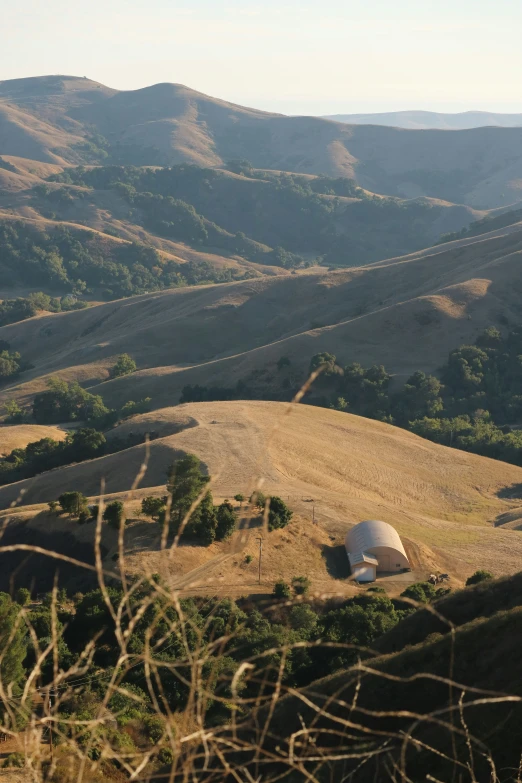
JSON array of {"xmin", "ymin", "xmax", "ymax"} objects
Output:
[
  {"xmin": 367, "ymin": 545, "xmax": 409, "ymax": 573},
  {"xmin": 352, "ymin": 564, "xmax": 376, "ymax": 582}
]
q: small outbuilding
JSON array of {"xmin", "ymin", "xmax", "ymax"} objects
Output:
[{"xmin": 345, "ymin": 520, "xmax": 410, "ymax": 582}]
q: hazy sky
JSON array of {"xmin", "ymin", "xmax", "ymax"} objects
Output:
[{"xmin": 3, "ymin": 0, "xmax": 522, "ymax": 114}]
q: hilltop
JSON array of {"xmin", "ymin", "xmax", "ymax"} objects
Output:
[
  {"xmin": 1, "ymin": 75, "xmax": 522, "ymax": 207},
  {"xmin": 4, "ymin": 74, "xmax": 522, "ymax": 304},
  {"xmin": 1, "ymin": 401, "xmax": 522, "ymax": 590}
]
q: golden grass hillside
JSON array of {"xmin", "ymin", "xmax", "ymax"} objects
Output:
[
  {"xmin": 2, "ymin": 223, "xmax": 522, "ymax": 411},
  {"xmin": 3, "ymin": 75, "xmax": 522, "ymax": 206},
  {"xmin": 0, "ymin": 424, "xmax": 66, "ymax": 456},
  {"xmin": 2, "ymin": 401, "xmax": 522, "ymax": 586}
]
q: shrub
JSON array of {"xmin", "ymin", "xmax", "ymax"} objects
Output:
[
  {"xmin": 273, "ymin": 581, "xmax": 292, "ymax": 599},
  {"xmin": 250, "ymin": 491, "xmax": 266, "ymax": 509},
  {"xmin": 15, "ymin": 587, "xmax": 31, "ymax": 606},
  {"xmin": 103, "ymin": 500, "xmax": 125, "ymax": 529},
  {"xmin": 141, "ymin": 496, "xmax": 166, "ymax": 521},
  {"xmin": 277, "ymin": 356, "xmax": 291, "ymax": 370},
  {"xmin": 466, "ymin": 569, "xmax": 494, "ymax": 586},
  {"xmin": 58, "ymin": 491, "xmax": 88, "ymax": 517},
  {"xmin": 400, "ymin": 582, "xmax": 437, "ymax": 604},
  {"xmin": 111, "ymin": 353, "xmax": 137, "ymax": 378},
  {"xmin": 4, "ymin": 400, "xmax": 26, "ymax": 424},
  {"xmin": 78, "ymin": 510, "xmax": 90, "ymax": 525},
  {"xmin": 292, "ymin": 576, "xmax": 311, "ymax": 596},
  {"xmin": 3, "ymin": 752, "xmax": 24, "ymax": 768},
  {"xmin": 215, "ymin": 500, "xmax": 237, "ymax": 541},
  {"xmin": 245, "ymin": 554, "xmax": 253, "ymax": 564},
  {"xmin": 289, "ymin": 604, "xmax": 318, "ymax": 634},
  {"xmin": 33, "ymin": 378, "xmax": 109, "ymax": 424},
  {"xmin": 268, "ymin": 496, "xmax": 293, "ymax": 531},
  {"xmin": 48, "ymin": 500, "xmax": 59, "ymax": 513}
]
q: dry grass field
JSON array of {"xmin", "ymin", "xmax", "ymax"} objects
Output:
[
  {"xmin": 0, "ymin": 424, "xmax": 66, "ymax": 456},
  {"xmin": 2, "ymin": 402, "xmax": 522, "ymax": 593},
  {"xmin": 2, "ymin": 221, "xmax": 522, "ymax": 412}
]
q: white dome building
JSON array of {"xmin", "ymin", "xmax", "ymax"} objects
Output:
[{"xmin": 345, "ymin": 520, "xmax": 410, "ymax": 582}]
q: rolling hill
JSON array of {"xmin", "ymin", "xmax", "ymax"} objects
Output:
[
  {"xmin": 2, "ymin": 218, "xmax": 522, "ymax": 413},
  {"xmin": 231, "ymin": 574, "xmax": 522, "ymax": 783},
  {"xmin": 2, "ymin": 75, "xmax": 522, "ymax": 208},
  {"xmin": 323, "ymin": 109, "xmax": 522, "ymax": 130},
  {"xmin": 3, "ymin": 74, "xmax": 522, "ymax": 305},
  {"xmin": 0, "ymin": 423, "xmax": 66, "ymax": 456},
  {"xmin": 2, "ymin": 401, "xmax": 522, "ymax": 589}
]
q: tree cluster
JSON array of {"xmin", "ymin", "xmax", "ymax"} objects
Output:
[
  {"xmin": 0, "ymin": 291, "xmax": 88, "ymax": 328},
  {"xmin": 139, "ymin": 456, "xmax": 293, "ymax": 546},
  {"xmin": 308, "ymin": 326, "xmax": 522, "ymax": 467},
  {"xmin": 0, "ymin": 220, "xmax": 245, "ymax": 304},
  {"xmin": 140, "ymin": 455, "xmax": 238, "ymax": 546},
  {"xmin": 51, "ymin": 162, "xmax": 446, "ymax": 268},
  {"xmin": 23, "ymin": 377, "xmax": 151, "ymax": 428},
  {"xmin": 0, "ymin": 422, "xmax": 152, "ymax": 487}
]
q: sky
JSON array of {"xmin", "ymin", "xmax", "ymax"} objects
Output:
[{"xmin": 3, "ymin": 0, "xmax": 522, "ymax": 115}]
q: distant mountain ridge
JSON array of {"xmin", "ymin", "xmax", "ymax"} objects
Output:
[
  {"xmin": 2, "ymin": 75, "xmax": 522, "ymax": 207},
  {"xmin": 323, "ymin": 110, "xmax": 522, "ymax": 130}
]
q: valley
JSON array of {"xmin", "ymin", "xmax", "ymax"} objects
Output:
[{"xmin": 2, "ymin": 72, "xmax": 522, "ymax": 783}]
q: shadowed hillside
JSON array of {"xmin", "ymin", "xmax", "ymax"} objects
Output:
[
  {"xmin": 230, "ymin": 577, "xmax": 522, "ymax": 783},
  {"xmin": 2, "ymin": 221, "xmax": 522, "ymax": 411},
  {"xmin": 2, "ymin": 75, "xmax": 522, "ymax": 207}
]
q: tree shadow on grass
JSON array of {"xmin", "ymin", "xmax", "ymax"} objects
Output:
[
  {"xmin": 322, "ymin": 544, "xmax": 351, "ymax": 580},
  {"xmin": 497, "ymin": 483, "xmax": 522, "ymax": 499}
]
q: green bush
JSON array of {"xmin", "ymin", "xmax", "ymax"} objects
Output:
[
  {"xmin": 292, "ymin": 576, "xmax": 311, "ymax": 596},
  {"xmin": 250, "ymin": 491, "xmax": 266, "ymax": 509},
  {"xmin": 141, "ymin": 496, "xmax": 166, "ymax": 521},
  {"xmin": 3, "ymin": 752, "xmax": 24, "ymax": 768},
  {"xmin": 58, "ymin": 491, "xmax": 88, "ymax": 518},
  {"xmin": 110, "ymin": 353, "xmax": 137, "ymax": 378},
  {"xmin": 273, "ymin": 581, "xmax": 292, "ymax": 599},
  {"xmin": 103, "ymin": 500, "xmax": 125, "ymax": 529},
  {"xmin": 32, "ymin": 378, "xmax": 109, "ymax": 425},
  {"xmin": 466, "ymin": 570, "xmax": 494, "ymax": 586},
  {"xmin": 15, "ymin": 587, "xmax": 31, "ymax": 606},
  {"xmin": 4, "ymin": 400, "xmax": 27, "ymax": 424},
  {"xmin": 400, "ymin": 582, "xmax": 437, "ymax": 604},
  {"xmin": 215, "ymin": 500, "xmax": 237, "ymax": 541},
  {"xmin": 268, "ymin": 496, "xmax": 293, "ymax": 531}
]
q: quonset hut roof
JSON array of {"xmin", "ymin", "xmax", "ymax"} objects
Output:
[{"xmin": 345, "ymin": 520, "xmax": 408, "ymax": 559}]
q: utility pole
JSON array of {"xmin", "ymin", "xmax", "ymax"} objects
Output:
[{"xmin": 256, "ymin": 537, "xmax": 263, "ymax": 585}]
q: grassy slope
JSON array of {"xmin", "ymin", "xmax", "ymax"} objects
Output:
[
  {"xmin": 1, "ymin": 401, "xmax": 522, "ymax": 586},
  {"xmin": 376, "ymin": 570, "xmax": 522, "ymax": 653},
  {"xmin": 0, "ymin": 423, "xmax": 67, "ymax": 456},
  {"xmin": 2, "ymin": 75, "xmax": 522, "ymax": 207},
  {"xmin": 249, "ymin": 604, "xmax": 522, "ymax": 782},
  {"xmin": 2, "ymin": 223, "xmax": 522, "ymax": 411}
]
